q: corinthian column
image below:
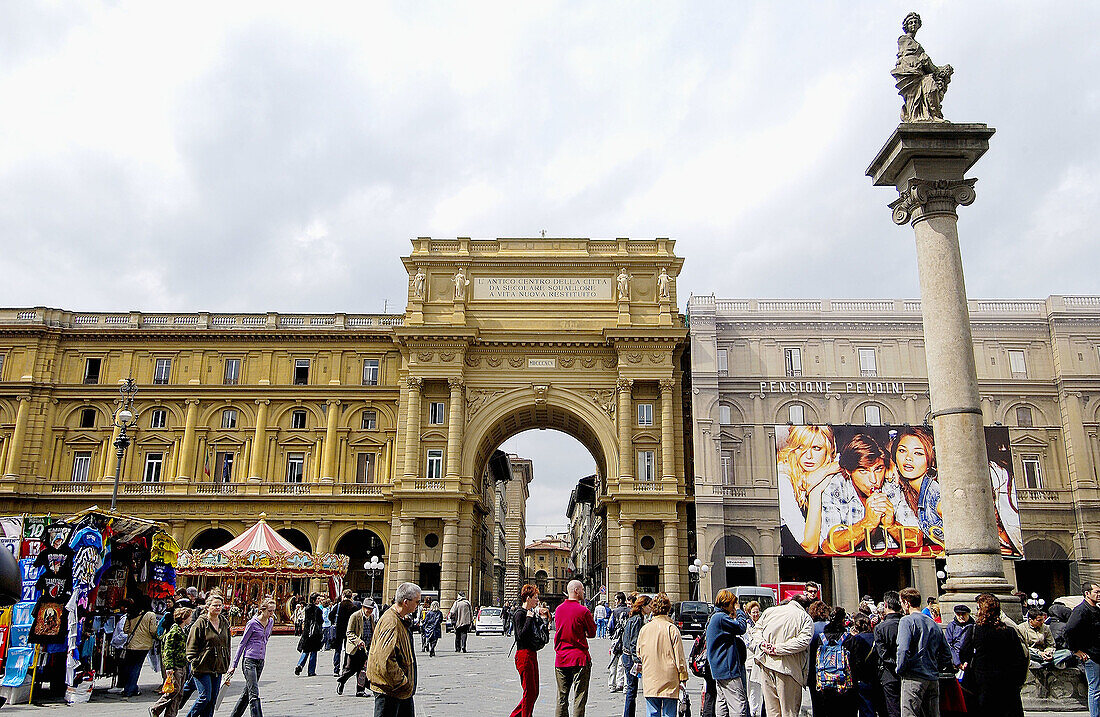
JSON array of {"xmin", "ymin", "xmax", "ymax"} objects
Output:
[
  {"xmin": 403, "ymin": 377, "xmax": 423, "ymax": 480},
  {"xmin": 248, "ymin": 400, "xmax": 269, "ymax": 481},
  {"xmin": 868, "ymin": 123, "xmax": 1017, "ymax": 616},
  {"xmin": 3, "ymin": 397, "xmax": 31, "ymax": 479},
  {"xmin": 659, "ymin": 379, "xmax": 676, "ymax": 483},
  {"xmin": 178, "ymin": 399, "xmax": 200, "ymax": 480},
  {"xmin": 321, "ymin": 399, "xmax": 340, "ymax": 482},
  {"xmin": 445, "ymin": 377, "xmax": 465, "ymax": 482},
  {"xmin": 617, "ymin": 378, "xmax": 633, "ymax": 486}
]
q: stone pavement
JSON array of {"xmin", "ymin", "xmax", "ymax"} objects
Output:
[{"xmin": 1, "ymin": 634, "xmax": 1088, "ymax": 716}]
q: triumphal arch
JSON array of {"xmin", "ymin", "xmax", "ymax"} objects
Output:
[{"xmin": 388, "ymin": 237, "xmax": 690, "ymax": 604}]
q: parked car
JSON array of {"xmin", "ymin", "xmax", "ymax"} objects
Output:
[
  {"xmin": 672, "ymin": 601, "xmax": 713, "ymax": 637},
  {"xmin": 732, "ymin": 586, "xmax": 777, "ymax": 612},
  {"xmin": 474, "ymin": 606, "xmax": 505, "ymax": 636}
]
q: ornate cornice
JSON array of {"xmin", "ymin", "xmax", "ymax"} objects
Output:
[{"xmin": 890, "ymin": 177, "xmax": 977, "ymax": 225}]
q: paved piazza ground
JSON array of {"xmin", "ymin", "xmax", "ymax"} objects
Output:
[{"xmin": 2, "ymin": 635, "xmax": 1087, "ymax": 716}]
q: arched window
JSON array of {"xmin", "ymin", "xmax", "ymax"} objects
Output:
[
  {"xmin": 864, "ymin": 404, "xmax": 882, "ymax": 425},
  {"xmin": 788, "ymin": 404, "xmax": 805, "ymax": 425}
]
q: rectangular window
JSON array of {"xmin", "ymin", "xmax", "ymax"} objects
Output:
[
  {"xmin": 221, "ymin": 409, "xmax": 238, "ymax": 429},
  {"xmin": 1016, "ymin": 406, "xmax": 1034, "ymax": 428},
  {"xmin": 362, "ymin": 359, "xmax": 380, "ymax": 386},
  {"xmin": 428, "ymin": 402, "xmax": 446, "ymax": 425},
  {"xmin": 286, "ymin": 453, "xmax": 305, "ymax": 483},
  {"xmin": 79, "ymin": 408, "xmax": 96, "ymax": 429},
  {"xmin": 864, "ymin": 404, "xmax": 882, "ymax": 425},
  {"xmin": 637, "ymin": 450, "xmax": 656, "ymax": 482},
  {"xmin": 425, "ymin": 449, "xmax": 444, "ymax": 481},
  {"xmin": 84, "ymin": 358, "xmax": 101, "ymax": 385},
  {"xmin": 153, "ymin": 358, "xmax": 172, "ymax": 385},
  {"xmin": 1008, "ymin": 350, "xmax": 1027, "ymax": 377},
  {"xmin": 1021, "ymin": 454, "xmax": 1043, "ymax": 489},
  {"xmin": 150, "ymin": 409, "xmax": 167, "ymax": 429},
  {"xmin": 361, "ymin": 409, "xmax": 377, "ymax": 430},
  {"xmin": 719, "ymin": 404, "xmax": 733, "ymax": 425},
  {"xmin": 291, "ymin": 410, "xmax": 307, "ymax": 430},
  {"xmin": 71, "ymin": 451, "xmax": 92, "ymax": 483},
  {"xmin": 356, "ymin": 453, "xmax": 376, "ymax": 483},
  {"xmin": 858, "ymin": 348, "xmax": 877, "ymax": 377},
  {"xmin": 716, "ymin": 349, "xmax": 728, "ymax": 376},
  {"xmin": 0, "ymin": 353, "xmax": 6, "ymax": 380},
  {"xmin": 637, "ymin": 403, "xmax": 653, "ymax": 427},
  {"xmin": 784, "ymin": 347, "xmax": 803, "ymax": 377},
  {"xmin": 215, "ymin": 451, "xmax": 234, "ymax": 483},
  {"xmin": 293, "ymin": 359, "xmax": 310, "ymax": 385},
  {"xmin": 721, "ymin": 451, "xmax": 733, "ymax": 485},
  {"xmin": 143, "ymin": 453, "xmax": 164, "ymax": 483},
  {"xmin": 788, "ymin": 404, "xmax": 805, "ymax": 425},
  {"xmin": 223, "ymin": 358, "xmax": 241, "ymax": 385}
]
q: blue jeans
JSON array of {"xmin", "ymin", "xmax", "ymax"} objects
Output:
[
  {"xmin": 230, "ymin": 657, "xmax": 263, "ymax": 717},
  {"xmin": 186, "ymin": 673, "xmax": 220, "ymax": 717},
  {"xmin": 297, "ymin": 650, "xmax": 317, "ymax": 675},
  {"xmin": 121, "ymin": 648, "xmax": 148, "ymax": 695},
  {"xmin": 1084, "ymin": 658, "xmax": 1100, "ymax": 717},
  {"xmin": 645, "ymin": 697, "xmax": 677, "ymax": 717},
  {"xmin": 333, "ymin": 642, "xmax": 344, "ymax": 673},
  {"xmin": 623, "ymin": 655, "xmax": 639, "ymax": 717},
  {"xmin": 597, "ymin": 618, "xmax": 608, "ymax": 638}
]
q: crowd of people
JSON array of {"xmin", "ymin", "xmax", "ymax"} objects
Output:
[{"xmin": 114, "ymin": 577, "xmax": 1100, "ymax": 717}]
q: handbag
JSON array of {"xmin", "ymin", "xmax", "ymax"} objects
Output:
[{"xmin": 161, "ymin": 671, "xmax": 176, "ymax": 695}]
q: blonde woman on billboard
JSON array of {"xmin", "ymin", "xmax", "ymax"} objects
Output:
[{"xmin": 777, "ymin": 425, "xmax": 840, "ymax": 554}]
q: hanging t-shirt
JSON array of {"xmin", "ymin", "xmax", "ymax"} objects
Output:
[
  {"xmin": 34, "ymin": 547, "xmax": 73, "ymax": 601},
  {"xmin": 20, "ymin": 517, "xmax": 49, "ymax": 560},
  {"xmin": 68, "ymin": 527, "xmax": 106, "ymax": 605},
  {"xmin": 44, "ymin": 522, "xmax": 72, "ymax": 551},
  {"xmin": 28, "ymin": 600, "xmax": 66, "ymax": 645}
]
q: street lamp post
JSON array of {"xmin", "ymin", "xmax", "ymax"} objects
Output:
[
  {"xmin": 364, "ymin": 555, "xmax": 385, "ymax": 600},
  {"xmin": 687, "ymin": 559, "xmax": 710, "ymax": 601},
  {"xmin": 109, "ymin": 378, "xmax": 139, "ymax": 512}
]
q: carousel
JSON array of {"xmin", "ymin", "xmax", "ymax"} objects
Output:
[{"xmin": 176, "ymin": 514, "xmax": 349, "ymax": 632}]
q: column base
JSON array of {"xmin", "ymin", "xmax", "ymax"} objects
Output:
[{"xmin": 941, "ymin": 575, "xmax": 1022, "ymax": 621}]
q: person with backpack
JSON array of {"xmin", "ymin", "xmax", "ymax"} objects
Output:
[
  {"xmin": 621, "ymin": 594, "xmax": 652, "ymax": 717},
  {"xmin": 809, "ymin": 607, "xmax": 857, "ymax": 716},
  {"xmin": 705, "ymin": 589, "xmax": 749, "ymax": 717},
  {"xmin": 509, "ymin": 584, "xmax": 549, "ymax": 717},
  {"xmin": 607, "ymin": 592, "xmax": 629, "ymax": 693}
]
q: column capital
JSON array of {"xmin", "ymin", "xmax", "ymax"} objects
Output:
[
  {"xmin": 406, "ymin": 376, "xmax": 423, "ymax": 390},
  {"xmin": 326, "ymin": 398, "xmax": 341, "ymax": 407},
  {"xmin": 620, "ymin": 518, "xmax": 636, "ymax": 528},
  {"xmin": 616, "ymin": 378, "xmax": 634, "ymax": 392},
  {"xmin": 658, "ymin": 378, "xmax": 676, "ymax": 394},
  {"xmin": 254, "ymin": 399, "xmax": 271, "ymax": 406},
  {"xmin": 316, "ymin": 520, "xmax": 332, "ymax": 529},
  {"xmin": 890, "ymin": 177, "xmax": 977, "ymax": 225},
  {"xmin": 447, "ymin": 376, "xmax": 465, "ymax": 389},
  {"xmin": 185, "ymin": 399, "xmax": 201, "ymax": 406},
  {"xmin": 13, "ymin": 395, "xmax": 31, "ymax": 404}
]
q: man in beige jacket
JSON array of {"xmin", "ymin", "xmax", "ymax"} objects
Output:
[
  {"xmin": 750, "ymin": 594, "xmax": 814, "ymax": 717},
  {"xmin": 367, "ymin": 583, "xmax": 421, "ymax": 717}
]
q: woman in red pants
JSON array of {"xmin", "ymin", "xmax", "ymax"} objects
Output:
[{"xmin": 510, "ymin": 584, "xmax": 550, "ymax": 717}]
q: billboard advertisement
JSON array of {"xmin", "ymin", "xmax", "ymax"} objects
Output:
[{"xmin": 777, "ymin": 424, "xmax": 1022, "ymax": 559}]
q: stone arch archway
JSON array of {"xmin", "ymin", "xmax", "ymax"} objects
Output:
[
  {"xmin": 190, "ymin": 527, "xmax": 234, "ymax": 550},
  {"xmin": 334, "ymin": 529, "xmax": 387, "ymax": 600}
]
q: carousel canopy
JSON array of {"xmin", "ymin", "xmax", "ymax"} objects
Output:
[{"xmin": 177, "ymin": 514, "xmax": 348, "ymax": 577}]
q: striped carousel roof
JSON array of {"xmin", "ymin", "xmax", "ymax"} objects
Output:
[{"xmin": 218, "ymin": 513, "xmax": 302, "ymax": 554}]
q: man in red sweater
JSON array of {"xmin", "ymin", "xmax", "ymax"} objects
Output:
[{"xmin": 553, "ymin": 580, "xmax": 598, "ymax": 717}]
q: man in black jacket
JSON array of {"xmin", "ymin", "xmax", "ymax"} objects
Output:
[
  {"xmin": 1065, "ymin": 581, "xmax": 1100, "ymax": 717},
  {"xmin": 330, "ymin": 589, "xmax": 356, "ymax": 676},
  {"xmin": 872, "ymin": 590, "xmax": 903, "ymax": 717}
]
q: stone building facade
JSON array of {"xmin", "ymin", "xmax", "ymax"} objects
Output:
[
  {"xmin": 688, "ymin": 295, "xmax": 1100, "ymax": 609},
  {"xmin": 0, "ymin": 237, "xmax": 692, "ymax": 606},
  {"xmin": 524, "ymin": 535, "xmax": 573, "ymax": 604}
]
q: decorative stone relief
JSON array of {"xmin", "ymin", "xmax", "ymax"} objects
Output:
[
  {"xmin": 416, "ymin": 351, "xmax": 433, "ymax": 362},
  {"xmin": 659, "ymin": 378, "xmax": 676, "ymax": 394},
  {"xmin": 890, "ymin": 178, "xmax": 977, "ymax": 225},
  {"xmin": 616, "ymin": 378, "xmax": 634, "ymax": 393},
  {"xmin": 439, "ymin": 351, "xmax": 456, "ymax": 362},
  {"xmin": 486, "ymin": 356, "xmax": 503, "ymax": 368},
  {"xmin": 465, "ymin": 355, "xmax": 481, "ymax": 368},
  {"xmin": 508, "ymin": 357, "xmax": 524, "ymax": 368},
  {"xmin": 649, "ymin": 353, "xmax": 666, "ymax": 364},
  {"xmin": 581, "ymin": 357, "xmax": 596, "ymax": 369},
  {"xmin": 406, "ymin": 376, "xmax": 423, "ymax": 390},
  {"xmin": 466, "ymin": 388, "xmax": 503, "ymax": 423},
  {"xmin": 585, "ymin": 389, "xmax": 616, "ymax": 417},
  {"xmin": 559, "ymin": 357, "xmax": 575, "ymax": 368},
  {"xmin": 531, "ymin": 384, "xmax": 550, "ymax": 405},
  {"xmin": 625, "ymin": 352, "xmax": 643, "ymax": 364},
  {"xmin": 602, "ymin": 357, "xmax": 617, "ymax": 369}
]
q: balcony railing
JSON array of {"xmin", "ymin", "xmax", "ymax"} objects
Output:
[
  {"xmin": 1017, "ymin": 488, "xmax": 1069, "ymax": 503},
  {"xmin": 32, "ymin": 479, "xmax": 393, "ymax": 497},
  {"xmin": 338, "ymin": 482, "xmax": 387, "ymax": 495},
  {"xmin": 713, "ymin": 485, "xmax": 748, "ymax": 498}
]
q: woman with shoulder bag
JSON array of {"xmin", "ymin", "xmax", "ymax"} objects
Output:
[
  {"xmin": 421, "ymin": 600, "xmax": 444, "ymax": 658},
  {"xmin": 294, "ymin": 592, "xmax": 324, "ymax": 677},
  {"xmin": 228, "ymin": 597, "xmax": 276, "ymax": 717},
  {"xmin": 121, "ymin": 599, "xmax": 159, "ymax": 697},
  {"xmin": 151, "ymin": 608, "xmax": 193, "ymax": 717},
  {"xmin": 509, "ymin": 584, "xmax": 549, "ymax": 717},
  {"xmin": 185, "ymin": 594, "xmax": 232, "ymax": 717},
  {"xmin": 622, "ymin": 595, "xmax": 652, "ymax": 717},
  {"xmin": 637, "ymin": 594, "xmax": 690, "ymax": 717}
]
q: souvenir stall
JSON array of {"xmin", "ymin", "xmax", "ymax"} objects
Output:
[
  {"xmin": 176, "ymin": 515, "xmax": 348, "ymax": 633},
  {"xmin": 0, "ymin": 509, "xmax": 177, "ymax": 705}
]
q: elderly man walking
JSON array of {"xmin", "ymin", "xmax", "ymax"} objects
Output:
[
  {"xmin": 450, "ymin": 592, "xmax": 475, "ymax": 653},
  {"xmin": 554, "ymin": 579, "xmax": 598, "ymax": 717},
  {"xmin": 337, "ymin": 598, "xmax": 376, "ymax": 697},
  {"xmin": 749, "ymin": 594, "xmax": 814, "ymax": 717},
  {"xmin": 367, "ymin": 583, "xmax": 421, "ymax": 717}
]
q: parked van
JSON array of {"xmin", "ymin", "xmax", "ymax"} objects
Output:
[{"xmin": 731, "ymin": 586, "xmax": 777, "ymax": 611}]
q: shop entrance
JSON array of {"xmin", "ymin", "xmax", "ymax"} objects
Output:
[{"xmin": 857, "ymin": 558, "xmax": 911, "ymax": 600}]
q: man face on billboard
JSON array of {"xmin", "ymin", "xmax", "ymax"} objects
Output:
[{"xmin": 850, "ymin": 459, "xmax": 886, "ymax": 498}]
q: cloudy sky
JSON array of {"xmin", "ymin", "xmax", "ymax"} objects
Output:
[{"xmin": 3, "ymin": 2, "xmax": 1097, "ymax": 535}]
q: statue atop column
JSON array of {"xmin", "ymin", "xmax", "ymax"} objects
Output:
[{"xmin": 892, "ymin": 12, "xmax": 954, "ymax": 122}]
